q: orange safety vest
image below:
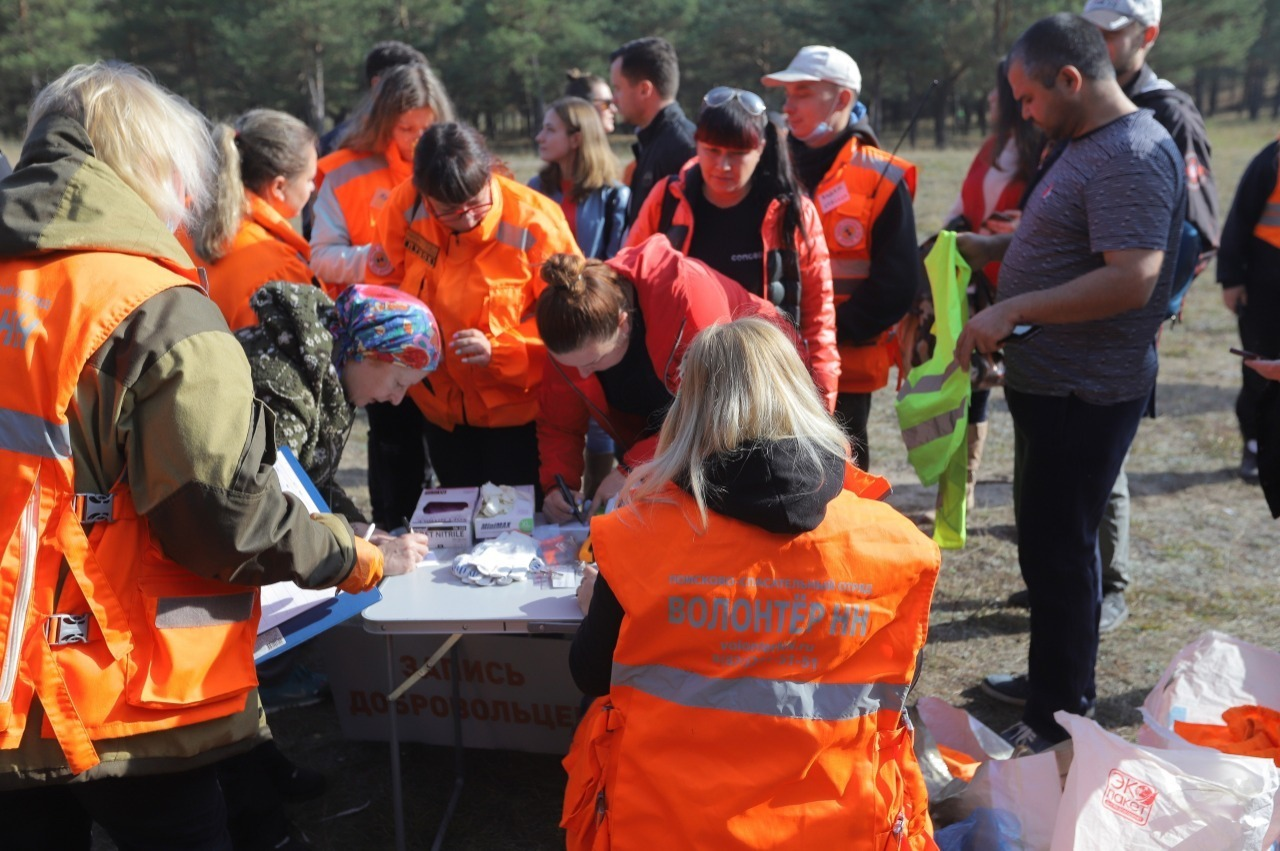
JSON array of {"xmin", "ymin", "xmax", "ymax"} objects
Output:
[
  {"xmin": 179, "ymin": 192, "xmax": 316, "ymax": 331},
  {"xmin": 563, "ymin": 476, "xmax": 940, "ymax": 850},
  {"xmin": 0, "ymin": 252, "xmax": 261, "ymax": 775},
  {"xmin": 314, "ymin": 144, "xmax": 412, "ymax": 296},
  {"xmin": 1253, "ymin": 168, "xmax": 1280, "ymax": 250},
  {"xmin": 814, "ymin": 139, "xmax": 918, "ymax": 394},
  {"xmin": 374, "ymin": 174, "xmax": 581, "ymax": 430}
]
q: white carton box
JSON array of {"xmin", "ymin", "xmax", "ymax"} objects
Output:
[
  {"xmin": 472, "ymin": 483, "xmax": 536, "ymax": 540},
  {"xmin": 409, "ymin": 487, "xmax": 477, "ymax": 552}
]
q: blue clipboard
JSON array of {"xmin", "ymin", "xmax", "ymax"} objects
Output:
[{"xmin": 255, "ymin": 446, "xmax": 383, "ymax": 663}]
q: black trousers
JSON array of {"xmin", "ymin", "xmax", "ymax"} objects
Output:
[
  {"xmin": 1237, "ymin": 295, "xmax": 1280, "ymax": 443},
  {"xmin": 423, "ymin": 420, "xmax": 540, "ymax": 493},
  {"xmin": 1006, "ymin": 387, "xmax": 1147, "ymax": 742},
  {"xmin": 366, "ymin": 400, "xmax": 432, "ymax": 527},
  {"xmin": 835, "ymin": 391, "xmax": 873, "ymax": 471},
  {"xmin": 0, "ymin": 764, "xmax": 232, "ymax": 850}
]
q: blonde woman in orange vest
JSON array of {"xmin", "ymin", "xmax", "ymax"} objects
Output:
[
  {"xmin": 310, "ymin": 62, "xmax": 454, "ymax": 291},
  {"xmin": 0, "ymin": 61, "xmax": 381, "ymax": 846},
  {"xmin": 183, "ymin": 109, "xmax": 319, "ymax": 331},
  {"xmin": 375, "ymin": 123, "xmax": 580, "ymax": 489},
  {"xmin": 313, "ymin": 62, "xmax": 454, "ymax": 527},
  {"xmin": 564, "ymin": 317, "xmax": 941, "ymax": 850}
]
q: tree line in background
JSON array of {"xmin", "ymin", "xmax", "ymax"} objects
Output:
[{"xmin": 2, "ymin": 0, "xmax": 1278, "ymax": 147}]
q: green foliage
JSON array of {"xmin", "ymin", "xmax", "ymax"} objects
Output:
[{"xmin": 0, "ymin": 0, "xmax": 1277, "ymax": 142}]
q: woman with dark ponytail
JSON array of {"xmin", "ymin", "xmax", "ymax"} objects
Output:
[
  {"xmin": 184, "ymin": 108, "xmax": 318, "ymax": 331},
  {"xmin": 625, "ymin": 87, "xmax": 840, "ymax": 411},
  {"xmin": 535, "ymin": 236, "xmax": 788, "ymax": 522}
]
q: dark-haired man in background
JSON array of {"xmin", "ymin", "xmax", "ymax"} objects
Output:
[
  {"xmin": 609, "ymin": 37, "xmax": 696, "ymax": 227},
  {"xmin": 955, "ymin": 13, "xmax": 1184, "ymax": 752}
]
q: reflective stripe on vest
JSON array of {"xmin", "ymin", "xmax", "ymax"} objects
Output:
[
  {"xmin": 613, "ymin": 661, "xmax": 908, "ymax": 721},
  {"xmin": 496, "ymin": 220, "xmax": 533, "ymax": 251},
  {"xmin": 0, "ymin": 407, "xmax": 71, "ymax": 459},
  {"xmin": 1253, "ymin": 173, "xmax": 1280, "ymax": 249},
  {"xmin": 895, "ymin": 232, "xmax": 971, "ymax": 549},
  {"xmin": 900, "ymin": 396, "xmax": 967, "ymax": 451},
  {"xmin": 325, "ymin": 154, "xmax": 386, "ymax": 189},
  {"xmin": 1260, "ymin": 202, "xmax": 1280, "ymax": 229},
  {"xmin": 154, "ymin": 592, "xmax": 256, "ymax": 629},
  {"xmin": 831, "ymin": 257, "xmax": 871, "ymax": 297},
  {"xmin": 850, "ymin": 151, "xmax": 908, "ymax": 188}
]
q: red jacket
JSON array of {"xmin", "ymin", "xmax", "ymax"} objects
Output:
[
  {"xmin": 538, "ymin": 236, "xmax": 789, "ymax": 493},
  {"xmin": 958, "ymin": 135, "xmax": 1026, "ymax": 287},
  {"xmin": 625, "ymin": 165, "xmax": 839, "ymax": 410}
]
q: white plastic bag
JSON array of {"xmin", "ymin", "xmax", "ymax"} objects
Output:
[
  {"xmin": 1139, "ymin": 631, "xmax": 1280, "ymax": 751},
  {"xmin": 1052, "ymin": 712, "xmax": 1280, "ymax": 850}
]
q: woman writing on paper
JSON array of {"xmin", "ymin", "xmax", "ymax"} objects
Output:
[
  {"xmin": 535, "ymin": 238, "xmax": 787, "ymax": 523},
  {"xmin": 237, "ymin": 283, "xmax": 438, "ymax": 575}
]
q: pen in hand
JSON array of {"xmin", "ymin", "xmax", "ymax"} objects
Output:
[
  {"xmin": 363, "ymin": 523, "xmax": 376, "ymax": 541},
  {"xmin": 554, "ymin": 473, "xmax": 586, "ymax": 524}
]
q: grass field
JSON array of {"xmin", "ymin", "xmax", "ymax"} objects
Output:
[{"xmin": 77, "ymin": 115, "xmax": 1280, "ymax": 849}]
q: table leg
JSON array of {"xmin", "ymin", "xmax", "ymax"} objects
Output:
[
  {"xmin": 387, "ymin": 635, "xmax": 406, "ymax": 851},
  {"xmin": 431, "ymin": 642, "xmax": 466, "ymax": 851}
]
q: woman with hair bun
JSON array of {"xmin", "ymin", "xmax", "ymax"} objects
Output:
[
  {"xmin": 183, "ymin": 108, "xmax": 319, "ymax": 331},
  {"xmin": 535, "ymin": 236, "xmax": 787, "ymax": 522},
  {"xmin": 625, "ymin": 86, "xmax": 840, "ymax": 412},
  {"xmin": 374, "ymin": 122, "xmax": 580, "ymax": 490},
  {"xmin": 562, "ymin": 317, "xmax": 940, "ymax": 850}
]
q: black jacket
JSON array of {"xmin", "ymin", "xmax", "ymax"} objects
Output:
[
  {"xmin": 625, "ymin": 101, "xmax": 696, "ymax": 227},
  {"xmin": 1125, "ymin": 64, "xmax": 1219, "ymax": 252}
]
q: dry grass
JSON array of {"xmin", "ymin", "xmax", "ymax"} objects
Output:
[{"xmin": 91, "ymin": 116, "xmax": 1280, "ymax": 850}]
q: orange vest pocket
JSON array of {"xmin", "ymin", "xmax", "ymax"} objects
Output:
[
  {"xmin": 562, "ymin": 697, "xmax": 620, "ymax": 851},
  {"xmin": 125, "ymin": 581, "xmax": 259, "ymax": 709}
]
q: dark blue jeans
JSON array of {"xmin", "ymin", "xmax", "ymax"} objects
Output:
[{"xmin": 1005, "ymin": 387, "xmax": 1149, "ymax": 742}]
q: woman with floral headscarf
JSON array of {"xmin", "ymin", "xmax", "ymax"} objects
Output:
[{"xmin": 236, "ymin": 281, "xmax": 441, "ymax": 575}]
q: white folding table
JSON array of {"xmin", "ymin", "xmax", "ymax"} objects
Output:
[{"xmin": 362, "ymin": 557, "xmax": 583, "ymax": 851}]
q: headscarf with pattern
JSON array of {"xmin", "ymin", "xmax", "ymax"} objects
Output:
[{"xmin": 329, "ymin": 284, "xmax": 442, "ymax": 371}]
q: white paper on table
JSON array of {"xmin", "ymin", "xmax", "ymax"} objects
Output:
[{"xmin": 258, "ymin": 450, "xmax": 337, "ymax": 634}]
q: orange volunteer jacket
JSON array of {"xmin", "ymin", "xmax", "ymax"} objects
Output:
[
  {"xmin": 310, "ymin": 143, "xmax": 413, "ymax": 291},
  {"xmin": 0, "ymin": 254, "xmax": 261, "ymax": 775},
  {"xmin": 814, "ymin": 139, "xmax": 918, "ymax": 394},
  {"xmin": 374, "ymin": 174, "xmax": 581, "ymax": 429},
  {"xmin": 563, "ymin": 474, "xmax": 941, "ymax": 850},
  {"xmin": 1253, "ymin": 166, "xmax": 1280, "ymax": 249},
  {"xmin": 626, "ymin": 166, "xmax": 840, "ymax": 411},
  {"xmin": 180, "ymin": 191, "xmax": 315, "ymax": 331}
]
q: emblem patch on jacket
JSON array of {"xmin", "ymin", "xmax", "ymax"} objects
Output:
[
  {"xmin": 833, "ymin": 218, "xmax": 865, "ymax": 248},
  {"xmin": 405, "ymin": 232, "xmax": 440, "ymax": 267}
]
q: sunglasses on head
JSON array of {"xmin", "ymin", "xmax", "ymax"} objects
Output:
[{"xmin": 702, "ymin": 87, "xmax": 767, "ymax": 117}]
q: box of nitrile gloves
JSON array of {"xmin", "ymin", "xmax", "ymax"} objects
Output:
[
  {"xmin": 409, "ymin": 487, "xmax": 477, "ymax": 552},
  {"xmin": 472, "ymin": 483, "xmax": 536, "ymax": 540}
]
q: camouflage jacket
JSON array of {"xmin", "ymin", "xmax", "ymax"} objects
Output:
[{"xmin": 237, "ymin": 283, "xmax": 364, "ymax": 523}]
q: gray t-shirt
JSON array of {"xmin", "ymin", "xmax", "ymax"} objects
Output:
[{"xmin": 998, "ymin": 110, "xmax": 1185, "ymax": 404}]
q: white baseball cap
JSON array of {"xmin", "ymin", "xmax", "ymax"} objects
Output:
[
  {"xmin": 761, "ymin": 46, "xmax": 862, "ymax": 92},
  {"xmin": 1081, "ymin": 0, "xmax": 1161, "ymax": 30}
]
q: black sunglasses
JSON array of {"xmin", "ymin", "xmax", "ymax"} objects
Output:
[{"xmin": 701, "ymin": 86, "xmax": 767, "ymax": 116}]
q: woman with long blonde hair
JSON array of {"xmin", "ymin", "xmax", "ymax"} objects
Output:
[
  {"xmin": 564, "ymin": 317, "xmax": 941, "ymax": 850},
  {"xmin": 530, "ymin": 96, "xmax": 629, "ymax": 260}
]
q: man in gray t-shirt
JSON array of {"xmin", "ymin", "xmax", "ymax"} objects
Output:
[{"xmin": 954, "ymin": 13, "xmax": 1184, "ymax": 753}]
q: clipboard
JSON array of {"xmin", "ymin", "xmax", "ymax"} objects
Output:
[{"xmin": 255, "ymin": 446, "xmax": 382, "ymax": 663}]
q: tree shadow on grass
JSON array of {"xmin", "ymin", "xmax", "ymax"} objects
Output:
[{"xmin": 927, "ymin": 611, "xmax": 1029, "ymax": 643}]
